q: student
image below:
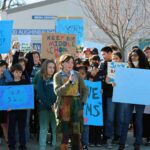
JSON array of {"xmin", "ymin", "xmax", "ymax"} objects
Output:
[
  {"xmin": 76, "ymin": 66, "xmax": 89, "ymax": 150},
  {"xmin": 74, "ymin": 58, "xmax": 83, "ymax": 70},
  {"xmin": 25, "ymin": 51, "xmax": 41, "ymax": 138},
  {"xmin": 25, "ymin": 50, "xmax": 41, "ymax": 80},
  {"xmin": 87, "ymin": 59, "xmax": 103, "ymax": 147},
  {"xmin": 0, "ymin": 60, "xmax": 13, "ymax": 146},
  {"xmin": 12, "ymin": 50, "xmax": 31, "ymax": 142},
  {"xmin": 118, "ymin": 48, "xmax": 150, "ymax": 150},
  {"xmin": 7, "ymin": 64, "xmax": 29, "ymax": 150},
  {"xmin": 143, "ymin": 46, "xmax": 150, "ymax": 65},
  {"xmin": 53, "ymin": 54, "xmax": 88, "ymax": 150},
  {"xmin": 105, "ymin": 51, "xmax": 126, "ymax": 148},
  {"xmin": 143, "ymin": 46, "xmax": 150, "ymax": 145},
  {"xmin": 34, "ymin": 59, "xmax": 57, "ymax": 150},
  {"xmin": 89, "ymin": 55, "xmax": 101, "ymax": 68},
  {"xmin": 100, "ymin": 46, "xmax": 113, "ymax": 146},
  {"xmin": 82, "ymin": 48, "xmax": 92, "ymax": 60}
]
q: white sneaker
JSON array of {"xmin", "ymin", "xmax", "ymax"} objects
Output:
[{"xmin": 107, "ymin": 139, "xmax": 113, "ymax": 149}]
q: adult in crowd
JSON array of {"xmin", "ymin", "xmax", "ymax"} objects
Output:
[{"xmin": 118, "ymin": 48, "xmax": 150, "ymax": 150}]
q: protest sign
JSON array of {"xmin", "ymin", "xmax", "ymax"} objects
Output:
[
  {"xmin": 84, "ymin": 80, "xmax": 103, "ymax": 126},
  {"xmin": 56, "ymin": 18, "xmax": 83, "ymax": 45},
  {"xmin": 107, "ymin": 62, "xmax": 128, "ymax": 82},
  {"xmin": 113, "ymin": 68, "xmax": 150, "ymax": 105},
  {"xmin": 41, "ymin": 33, "xmax": 76, "ymax": 59},
  {"xmin": 0, "ymin": 85, "xmax": 34, "ymax": 110},
  {"xmin": 0, "ymin": 20, "xmax": 13, "ymax": 54},
  {"xmin": 18, "ymin": 35, "xmax": 31, "ymax": 52}
]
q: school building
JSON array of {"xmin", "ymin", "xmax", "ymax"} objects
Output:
[
  {"xmin": 0, "ymin": 0, "xmax": 109, "ymax": 52},
  {"xmin": 0, "ymin": 0, "xmax": 149, "ymax": 52}
]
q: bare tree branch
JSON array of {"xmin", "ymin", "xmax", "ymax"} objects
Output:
[
  {"xmin": 0, "ymin": 0, "xmax": 25, "ymax": 10},
  {"xmin": 80, "ymin": 0, "xmax": 150, "ymax": 56}
]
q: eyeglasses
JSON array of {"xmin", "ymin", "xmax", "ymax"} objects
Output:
[{"xmin": 131, "ymin": 53, "xmax": 138, "ymax": 57}]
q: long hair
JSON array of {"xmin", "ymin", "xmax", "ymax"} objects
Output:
[
  {"xmin": 40, "ymin": 59, "xmax": 57, "ymax": 79},
  {"xmin": 128, "ymin": 48, "xmax": 150, "ymax": 69}
]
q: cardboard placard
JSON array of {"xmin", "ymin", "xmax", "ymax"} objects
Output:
[{"xmin": 41, "ymin": 33, "xmax": 76, "ymax": 59}]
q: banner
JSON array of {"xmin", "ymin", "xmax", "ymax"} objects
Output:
[
  {"xmin": 84, "ymin": 80, "xmax": 103, "ymax": 126},
  {"xmin": 18, "ymin": 35, "xmax": 31, "ymax": 52},
  {"xmin": 107, "ymin": 62, "xmax": 128, "ymax": 82},
  {"xmin": 113, "ymin": 68, "xmax": 150, "ymax": 105},
  {"xmin": 0, "ymin": 85, "xmax": 34, "ymax": 110},
  {"xmin": 41, "ymin": 33, "xmax": 76, "ymax": 59},
  {"xmin": 0, "ymin": 20, "xmax": 13, "ymax": 54},
  {"xmin": 56, "ymin": 18, "xmax": 83, "ymax": 45}
]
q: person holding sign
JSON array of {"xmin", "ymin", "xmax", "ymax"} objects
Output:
[
  {"xmin": 118, "ymin": 48, "xmax": 150, "ymax": 150},
  {"xmin": 105, "ymin": 51, "xmax": 127, "ymax": 147},
  {"xmin": 54, "ymin": 54, "xmax": 88, "ymax": 150},
  {"xmin": 88, "ymin": 55, "xmax": 103, "ymax": 147},
  {"xmin": 7, "ymin": 64, "xmax": 29, "ymax": 150},
  {"xmin": 34, "ymin": 59, "xmax": 57, "ymax": 150},
  {"xmin": 0, "ymin": 60, "xmax": 13, "ymax": 147},
  {"xmin": 100, "ymin": 46, "xmax": 113, "ymax": 147}
]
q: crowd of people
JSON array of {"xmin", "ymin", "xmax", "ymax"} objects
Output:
[{"xmin": 0, "ymin": 41, "xmax": 150, "ymax": 150}]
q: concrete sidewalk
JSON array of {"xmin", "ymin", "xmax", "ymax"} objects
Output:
[{"xmin": 0, "ymin": 132, "xmax": 150, "ymax": 150}]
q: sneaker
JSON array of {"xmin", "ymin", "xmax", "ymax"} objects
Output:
[
  {"xmin": 118, "ymin": 144, "xmax": 125, "ymax": 150},
  {"xmin": 106, "ymin": 139, "xmax": 112, "ymax": 149},
  {"xmin": 89, "ymin": 143, "xmax": 95, "ymax": 147},
  {"xmin": 83, "ymin": 145, "xmax": 88, "ymax": 150},
  {"xmin": 96, "ymin": 143, "xmax": 102, "ymax": 147},
  {"xmin": 68, "ymin": 139, "xmax": 71, "ymax": 148},
  {"xmin": 134, "ymin": 145, "xmax": 140, "ymax": 150},
  {"xmin": 145, "ymin": 138, "xmax": 150, "ymax": 146}
]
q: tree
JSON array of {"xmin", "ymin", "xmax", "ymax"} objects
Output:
[
  {"xmin": 80, "ymin": 0, "xmax": 150, "ymax": 56},
  {"xmin": 0, "ymin": 0, "xmax": 25, "ymax": 10}
]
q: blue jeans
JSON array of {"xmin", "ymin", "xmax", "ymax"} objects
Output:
[
  {"xmin": 115, "ymin": 103, "xmax": 128, "ymax": 137},
  {"xmin": 105, "ymin": 97, "xmax": 116, "ymax": 138},
  {"xmin": 39, "ymin": 110, "xmax": 56, "ymax": 150},
  {"xmin": 105, "ymin": 98, "xmax": 127, "ymax": 138},
  {"xmin": 82, "ymin": 125, "xmax": 89, "ymax": 145},
  {"xmin": 119, "ymin": 104, "xmax": 145, "ymax": 145}
]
